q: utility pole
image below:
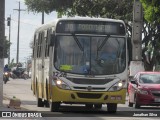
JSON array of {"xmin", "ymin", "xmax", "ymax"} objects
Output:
[
  {"xmin": 7, "ymin": 15, "xmax": 11, "ymax": 64},
  {"xmin": 14, "ymin": 1, "xmax": 25, "ymax": 65},
  {"xmin": 130, "ymin": 0, "xmax": 144, "ymax": 76},
  {"xmin": 0, "ymin": 0, "xmax": 5, "ymax": 107}
]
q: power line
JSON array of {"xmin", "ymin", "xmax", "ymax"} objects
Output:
[{"xmin": 11, "ymin": 18, "xmax": 39, "ymax": 26}]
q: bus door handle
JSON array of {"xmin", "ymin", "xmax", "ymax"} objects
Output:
[{"xmin": 42, "ymin": 65, "xmax": 44, "ymax": 69}]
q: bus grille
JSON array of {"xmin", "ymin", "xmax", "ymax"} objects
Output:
[
  {"xmin": 73, "ymin": 87, "xmax": 105, "ymax": 91},
  {"xmin": 67, "ymin": 78, "xmax": 112, "ymax": 85},
  {"xmin": 76, "ymin": 93, "xmax": 102, "ymax": 99}
]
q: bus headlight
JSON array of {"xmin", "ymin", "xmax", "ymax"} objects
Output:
[
  {"xmin": 54, "ymin": 79, "xmax": 71, "ymax": 90},
  {"xmin": 108, "ymin": 80, "xmax": 125, "ymax": 91}
]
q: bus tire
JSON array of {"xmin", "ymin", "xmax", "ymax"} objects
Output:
[
  {"xmin": 94, "ymin": 104, "xmax": 102, "ymax": 109},
  {"xmin": 107, "ymin": 103, "xmax": 117, "ymax": 113},
  {"xmin": 37, "ymin": 98, "xmax": 44, "ymax": 107},
  {"xmin": 85, "ymin": 104, "xmax": 93, "ymax": 109},
  {"xmin": 44, "ymin": 100, "xmax": 50, "ymax": 108},
  {"xmin": 36, "ymin": 81, "xmax": 44, "ymax": 107},
  {"xmin": 50, "ymin": 102, "xmax": 60, "ymax": 112}
]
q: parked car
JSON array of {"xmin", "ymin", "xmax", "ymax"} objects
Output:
[{"xmin": 128, "ymin": 71, "xmax": 160, "ymax": 108}]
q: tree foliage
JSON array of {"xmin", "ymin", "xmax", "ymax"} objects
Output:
[
  {"xmin": 25, "ymin": 0, "xmax": 133, "ymax": 37},
  {"xmin": 25, "ymin": 0, "xmax": 133, "ymax": 19},
  {"xmin": 25, "ymin": 0, "xmax": 74, "ymax": 16},
  {"xmin": 140, "ymin": 0, "xmax": 160, "ymax": 23},
  {"xmin": 140, "ymin": 0, "xmax": 160, "ymax": 70}
]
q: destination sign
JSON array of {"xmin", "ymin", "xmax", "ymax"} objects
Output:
[{"xmin": 56, "ymin": 20, "xmax": 125, "ymax": 35}]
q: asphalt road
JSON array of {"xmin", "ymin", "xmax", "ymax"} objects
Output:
[{"xmin": 3, "ymin": 78, "xmax": 160, "ymax": 119}]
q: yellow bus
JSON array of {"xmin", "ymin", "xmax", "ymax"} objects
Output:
[{"xmin": 31, "ymin": 18, "xmax": 128, "ymax": 113}]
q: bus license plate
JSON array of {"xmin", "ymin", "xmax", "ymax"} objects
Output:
[{"xmin": 154, "ymin": 98, "xmax": 160, "ymax": 102}]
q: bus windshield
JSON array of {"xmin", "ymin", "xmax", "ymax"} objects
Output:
[{"xmin": 54, "ymin": 35, "xmax": 126, "ymax": 75}]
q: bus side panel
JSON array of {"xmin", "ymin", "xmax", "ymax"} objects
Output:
[
  {"xmin": 31, "ymin": 34, "xmax": 37, "ymax": 96},
  {"xmin": 42, "ymin": 29, "xmax": 51, "ymax": 101},
  {"xmin": 37, "ymin": 58, "xmax": 43, "ymax": 98},
  {"xmin": 43, "ymin": 58, "xmax": 49, "ymax": 100},
  {"xmin": 31, "ymin": 59, "xmax": 35, "ymax": 94}
]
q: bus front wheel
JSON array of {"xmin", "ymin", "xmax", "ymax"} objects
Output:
[
  {"xmin": 50, "ymin": 102, "xmax": 60, "ymax": 112},
  {"xmin": 107, "ymin": 103, "xmax": 117, "ymax": 113}
]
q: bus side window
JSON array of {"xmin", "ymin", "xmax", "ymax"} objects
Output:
[
  {"xmin": 45, "ymin": 29, "xmax": 51, "ymax": 57},
  {"xmin": 50, "ymin": 30, "xmax": 55, "ymax": 46},
  {"xmin": 47, "ymin": 29, "xmax": 52, "ymax": 56},
  {"xmin": 37, "ymin": 33, "xmax": 42, "ymax": 58},
  {"xmin": 45, "ymin": 30, "xmax": 48, "ymax": 57},
  {"xmin": 39, "ymin": 33, "xmax": 43, "ymax": 58},
  {"xmin": 34, "ymin": 33, "xmax": 38, "ymax": 58},
  {"xmin": 37, "ymin": 33, "xmax": 40, "ymax": 58}
]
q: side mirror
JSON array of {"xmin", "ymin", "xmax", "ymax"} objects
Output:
[
  {"xmin": 130, "ymin": 79, "xmax": 137, "ymax": 84},
  {"xmin": 50, "ymin": 34, "xmax": 55, "ymax": 46},
  {"xmin": 127, "ymin": 37, "xmax": 132, "ymax": 63}
]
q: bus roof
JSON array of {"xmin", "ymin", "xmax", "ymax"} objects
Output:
[
  {"xmin": 57, "ymin": 17, "xmax": 124, "ymax": 23},
  {"xmin": 34, "ymin": 17, "xmax": 125, "ymax": 33}
]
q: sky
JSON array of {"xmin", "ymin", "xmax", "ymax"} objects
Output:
[{"xmin": 5, "ymin": 0, "xmax": 57, "ymax": 65}]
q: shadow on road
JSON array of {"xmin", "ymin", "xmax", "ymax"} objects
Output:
[
  {"xmin": 21, "ymin": 100, "xmax": 37, "ymax": 105},
  {"xmin": 41, "ymin": 105, "xmax": 134, "ymax": 117}
]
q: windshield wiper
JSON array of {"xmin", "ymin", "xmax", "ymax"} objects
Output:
[
  {"xmin": 97, "ymin": 35, "xmax": 110, "ymax": 51},
  {"xmin": 73, "ymin": 34, "xmax": 84, "ymax": 51}
]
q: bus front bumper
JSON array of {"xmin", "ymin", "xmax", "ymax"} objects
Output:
[{"xmin": 51, "ymin": 86, "xmax": 127, "ymax": 104}]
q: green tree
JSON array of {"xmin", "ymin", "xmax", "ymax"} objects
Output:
[
  {"xmin": 25, "ymin": 0, "xmax": 133, "ymax": 19},
  {"xmin": 25, "ymin": 0, "xmax": 74, "ymax": 17},
  {"xmin": 140, "ymin": 0, "xmax": 160, "ymax": 23},
  {"xmin": 140, "ymin": 0, "xmax": 160, "ymax": 70},
  {"xmin": 25, "ymin": 0, "xmax": 133, "ymax": 37}
]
